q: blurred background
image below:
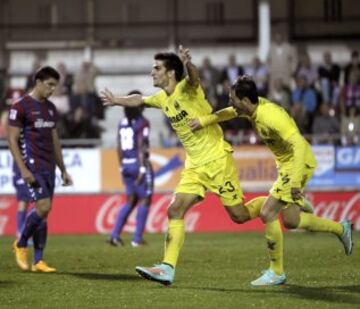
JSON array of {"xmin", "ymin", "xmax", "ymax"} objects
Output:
[{"xmin": 0, "ymin": 0, "xmax": 359, "ymax": 234}]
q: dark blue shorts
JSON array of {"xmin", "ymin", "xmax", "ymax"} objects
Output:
[
  {"xmin": 13, "ymin": 172, "xmax": 55, "ymax": 202},
  {"xmin": 122, "ymin": 163, "xmax": 154, "ymax": 198}
]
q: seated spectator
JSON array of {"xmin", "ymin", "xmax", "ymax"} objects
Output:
[
  {"xmin": 318, "ymin": 51, "xmax": 341, "ymax": 107},
  {"xmin": 220, "ymin": 54, "xmax": 244, "ymax": 84},
  {"xmin": 199, "ymin": 57, "xmax": 219, "ymax": 107},
  {"xmin": 294, "ymin": 53, "xmax": 318, "ymax": 88},
  {"xmin": 269, "ymin": 78, "xmax": 292, "ymax": 113},
  {"xmin": 244, "ymin": 57, "xmax": 268, "ymax": 96},
  {"xmin": 291, "ymin": 102, "xmax": 308, "ymax": 134},
  {"xmin": 63, "ymin": 106, "xmax": 101, "ymax": 139},
  {"xmin": 292, "ymin": 75, "xmax": 318, "ymax": 133},
  {"xmin": 339, "ymin": 71, "xmax": 360, "ymax": 117},
  {"xmin": 344, "ymin": 50, "xmax": 360, "ymax": 85},
  {"xmin": 312, "ymin": 103, "xmax": 340, "ymax": 144}
]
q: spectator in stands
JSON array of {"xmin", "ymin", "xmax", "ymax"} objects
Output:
[
  {"xmin": 244, "ymin": 56, "xmax": 268, "ymax": 96},
  {"xmin": 72, "ymin": 61, "xmax": 99, "ymax": 115},
  {"xmin": 267, "ymin": 31, "xmax": 297, "ymax": 93},
  {"xmin": 344, "ymin": 50, "xmax": 360, "ymax": 85},
  {"xmin": 56, "ymin": 62, "xmax": 73, "ymax": 97},
  {"xmin": 340, "ymin": 71, "xmax": 360, "ymax": 117},
  {"xmin": 291, "ymin": 102, "xmax": 308, "ymax": 134},
  {"xmin": 199, "ymin": 57, "xmax": 219, "ymax": 107},
  {"xmin": 318, "ymin": 51, "xmax": 341, "ymax": 106},
  {"xmin": 312, "ymin": 103, "xmax": 340, "ymax": 144},
  {"xmin": 294, "ymin": 53, "xmax": 318, "ymax": 88},
  {"xmin": 25, "ymin": 60, "xmax": 42, "ymax": 91},
  {"xmin": 292, "ymin": 75, "xmax": 318, "ymax": 133},
  {"xmin": 339, "ymin": 71, "xmax": 360, "ymax": 146},
  {"xmin": 50, "ymin": 63, "xmax": 74, "ymax": 138},
  {"xmin": 220, "ymin": 54, "xmax": 244, "ymax": 84},
  {"xmin": 269, "ymin": 78, "xmax": 292, "ymax": 113},
  {"xmin": 63, "ymin": 105, "xmax": 101, "ymax": 139}
]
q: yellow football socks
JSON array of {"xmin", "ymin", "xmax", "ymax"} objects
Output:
[
  {"xmin": 245, "ymin": 196, "xmax": 267, "ymax": 219},
  {"xmin": 265, "ymin": 220, "xmax": 284, "ymax": 275},
  {"xmin": 298, "ymin": 212, "xmax": 343, "ymax": 236},
  {"xmin": 163, "ymin": 219, "xmax": 185, "ymax": 267}
]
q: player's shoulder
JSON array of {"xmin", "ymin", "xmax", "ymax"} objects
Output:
[
  {"xmin": 11, "ymin": 95, "xmax": 28, "ymax": 108},
  {"xmin": 46, "ymin": 99, "xmax": 57, "ymax": 111}
]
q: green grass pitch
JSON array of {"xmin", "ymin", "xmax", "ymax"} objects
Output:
[{"xmin": 1, "ymin": 232, "xmax": 359, "ymax": 309}]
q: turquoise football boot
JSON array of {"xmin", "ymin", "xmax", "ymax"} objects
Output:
[
  {"xmin": 135, "ymin": 263, "xmax": 175, "ymax": 286},
  {"xmin": 338, "ymin": 220, "xmax": 353, "ymax": 256},
  {"xmin": 251, "ymin": 269, "xmax": 286, "ymax": 286}
]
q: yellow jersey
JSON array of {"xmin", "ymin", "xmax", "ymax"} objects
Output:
[
  {"xmin": 198, "ymin": 97, "xmax": 317, "ymax": 187},
  {"xmin": 143, "ymin": 79, "xmax": 232, "ymax": 168},
  {"xmin": 250, "ymin": 97, "xmax": 315, "ymax": 165}
]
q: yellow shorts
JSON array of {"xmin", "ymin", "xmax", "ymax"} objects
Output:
[
  {"xmin": 175, "ymin": 153, "xmax": 243, "ymax": 207},
  {"xmin": 270, "ymin": 162, "xmax": 316, "ymax": 208}
]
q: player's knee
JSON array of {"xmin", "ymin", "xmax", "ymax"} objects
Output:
[
  {"xmin": 259, "ymin": 209, "xmax": 271, "ymax": 223},
  {"xmin": 283, "ymin": 217, "xmax": 299, "ymax": 229},
  {"xmin": 231, "ymin": 215, "xmax": 248, "ymax": 224},
  {"xmin": 167, "ymin": 204, "xmax": 185, "ymax": 219},
  {"xmin": 230, "ymin": 210, "xmax": 249, "ymax": 224},
  {"xmin": 36, "ymin": 201, "xmax": 51, "ymax": 218}
]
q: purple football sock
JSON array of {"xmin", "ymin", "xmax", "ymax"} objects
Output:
[
  {"xmin": 18, "ymin": 209, "xmax": 43, "ymax": 248},
  {"xmin": 133, "ymin": 204, "xmax": 150, "ymax": 244},
  {"xmin": 16, "ymin": 210, "xmax": 27, "ymax": 236},
  {"xmin": 111, "ymin": 204, "xmax": 132, "ymax": 240},
  {"xmin": 33, "ymin": 220, "xmax": 47, "ymax": 264}
]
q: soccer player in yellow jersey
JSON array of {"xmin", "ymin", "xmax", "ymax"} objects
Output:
[
  {"xmin": 191, "ymin": 75, "xmax": 353, "ymax": 285},
  {"xmin": 100, "ymin": 47, "xmax": 276, "ymax": 286}
]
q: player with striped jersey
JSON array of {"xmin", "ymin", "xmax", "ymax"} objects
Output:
[{"xmin": 8, "ymin": 66, "xmax": 72, "ymax": 273}]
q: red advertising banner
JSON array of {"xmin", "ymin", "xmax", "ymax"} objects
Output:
[{"xmin": 0, "ymin": 191, "xmax": 359, "ymax": 235}]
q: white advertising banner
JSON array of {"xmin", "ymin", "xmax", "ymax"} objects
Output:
[{"xmin": 0, "ymin": 149, "xmax": 100, "ymax": 194}]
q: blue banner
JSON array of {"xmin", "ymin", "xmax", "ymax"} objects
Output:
[{"xmin": 309, "ymin": 145, "xmax": 360, "ymax": 189}]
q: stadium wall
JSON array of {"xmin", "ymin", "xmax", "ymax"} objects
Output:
[{"xmin": 0, "ymin": 191, "xmax": 359, "ymax": 235}]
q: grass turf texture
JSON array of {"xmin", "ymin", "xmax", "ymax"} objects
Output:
[{"xmin": 1, "ymin": 232, "xmax": 359, "ymax": 309}]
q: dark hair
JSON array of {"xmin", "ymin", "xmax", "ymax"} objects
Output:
[
  {"xmin": 124, "ymin": 90, "xmax": 143, "ymax": 121},
  {"xmin": 154, "ymin": 52, "xmax": 184, "ymax": 82},
  {"xmin": 34, "ymin": 66, "xmax": 60, "ymax": 82},
  {"xmin": 231, "ymin": 75, "xmax": 259, "ymax": 104}
]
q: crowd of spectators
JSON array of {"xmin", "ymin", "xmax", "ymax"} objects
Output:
[{"xmin": 1, "ymin": 38, "xmax": 360, "ymax": 148}]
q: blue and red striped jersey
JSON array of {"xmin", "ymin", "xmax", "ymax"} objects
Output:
[{"xmin": 9, "ymin": 94, "xmax": 58, "ymax": 174}]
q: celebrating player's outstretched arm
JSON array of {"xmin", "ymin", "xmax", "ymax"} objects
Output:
[
  {"xmin": 100, "ymin": 88, "xmax": 143, "ymax": 107},
  {"xmin": 178, "ymin": 45, "xmax": 200, "ymax": 87}
]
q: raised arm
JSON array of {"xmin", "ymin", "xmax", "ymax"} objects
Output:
[
  {"xmin": 100, "ymin": 88, "xmax": 144, "ymax": 107},
  {"xmin": 178, "ymin": 45, "xmax": 200, "ymax": 87}
]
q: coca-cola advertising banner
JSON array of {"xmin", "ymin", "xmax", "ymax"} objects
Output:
[{"xmin": 0, "ymin": 191, "xmax": 359, "ymax": 235}]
